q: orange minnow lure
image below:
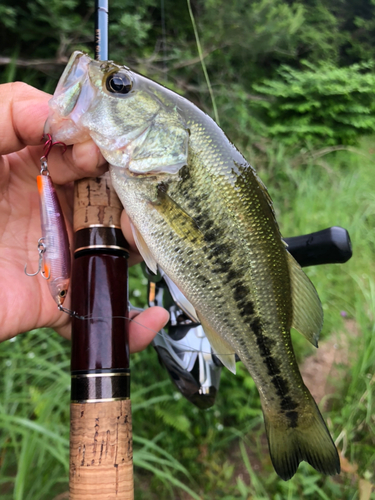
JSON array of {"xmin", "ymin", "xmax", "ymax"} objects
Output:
[{"xmin": 25, "ymin": 154, "xmax": 71, "ymax": 307}]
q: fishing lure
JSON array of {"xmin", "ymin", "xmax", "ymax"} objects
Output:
[{"xmin": 25, "ymin": 135, "xmax": 71, "ymax": 309}]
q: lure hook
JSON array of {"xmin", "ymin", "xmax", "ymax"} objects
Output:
[
  {"xmin": 24, "ymin": 238, "xmax": 50, "ymax": 279},
  {"xmin": 42, "ymin": 133, "xmax": 67, "ymax": 159}
]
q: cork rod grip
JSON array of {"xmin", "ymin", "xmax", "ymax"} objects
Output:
[
  {"xmin": 69, "ymin": 400, "xmax": 134, "ymax": 499},
  {"xmin": 73, "ymin": 172, "xmax": 123, "ymax": 231}
]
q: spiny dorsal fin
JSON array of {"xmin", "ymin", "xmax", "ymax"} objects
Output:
[
  {"xmin": 286, "ymin": 250, "xmax": 323, "ymax": 348},
  {"xmin": 197, "ymin": 313, "xmax": 237, "ymax": 374},
  {"xmin": 130, "ymin": 222, "xmax": 158, "ymax": 274}
]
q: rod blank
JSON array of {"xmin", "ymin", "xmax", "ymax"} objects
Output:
[{"xmin": 95, "ymin": 0, "xmax": 108, "ymax": 61}]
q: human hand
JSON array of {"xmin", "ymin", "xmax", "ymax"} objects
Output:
[{"xmin": 0, "ymin": 82, "xmax": 168, "ymax": 348}]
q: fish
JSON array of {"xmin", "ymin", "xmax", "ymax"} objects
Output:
[{"xmin": 45, "ymin": 50, "xmax": 340, "ymax": 480}]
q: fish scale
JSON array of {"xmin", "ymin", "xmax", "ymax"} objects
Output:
[{"xmin": 46, "ymin": 50, "xmax": 340, "ymax": 481}]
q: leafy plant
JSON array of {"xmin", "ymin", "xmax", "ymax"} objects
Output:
[{"xmin": 252, "ymin": 60, "xmax": 375, "ymax": 146}]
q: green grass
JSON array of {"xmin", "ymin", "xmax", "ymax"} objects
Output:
[{"xmin": 1, "ymin": 139, "xmax": 374, "ymax": 499}]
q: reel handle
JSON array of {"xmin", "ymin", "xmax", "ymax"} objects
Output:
[{"xmin": 285, "ymin": 226, "xmax": 352, "ymax": 268}]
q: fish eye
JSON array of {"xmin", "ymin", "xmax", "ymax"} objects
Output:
[
  {"xmin": 106, "ymin": 71, "xmax": 132, "ymax": 94},
  {"xmin": 59, "ymin": 290, "xmax": 66, "ymax": 297}
]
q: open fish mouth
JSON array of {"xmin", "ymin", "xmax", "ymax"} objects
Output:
[
  {"xmin": 45, "ymin": 51, "xmax": 159, "ymax": 162},
  {"xmin": 45, "ymin": 52, "xmax": 96, "ymax": 144}
]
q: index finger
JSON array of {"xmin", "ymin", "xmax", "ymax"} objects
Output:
[
  {"xmin": 0, "ymin": 82, "xmax": 107, "ymax": 184},
  {"xmin": 0, "ymin": 82, "xmax": 50, "ymax": 155}
]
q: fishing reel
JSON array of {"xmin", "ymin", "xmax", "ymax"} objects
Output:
[
  {"xmin": 144, "ymin": 266, "xmax": 222, "ymax": 409},
  {"xmin": 143, "ymin": 226, "xmax": 352, "ymax": 409}
]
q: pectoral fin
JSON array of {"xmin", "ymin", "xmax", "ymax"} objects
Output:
[
  {"xmin": 287, "ymin": 251, "xmax": 323, "ymax": 347},
  {"xmin": 161, "ymin": 273, "xmax": 200, "ymax": 323},
  {"xmin": 197, "ymin": 313, "xmax": 237, "ymax": 374},
  {"xmin": 130, "ymin": 222, "xmax": 158, "ymax": 274}
]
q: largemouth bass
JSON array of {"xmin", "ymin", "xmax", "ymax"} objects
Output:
[{"xmin": 46, "ymin": 51, "xmax": 340, "ymax": 480}]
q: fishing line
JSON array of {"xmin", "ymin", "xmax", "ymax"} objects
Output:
[
  {"xmin": 161, "ymin": 0, "xmax": 167, "ymax": 76},
  {"xmin": 187, "ymin": 0, "xmax": 220, "ymax": 125},
  {"xmin": 58, "ymin": 306, "xmax": 233, "ymax": 358}
]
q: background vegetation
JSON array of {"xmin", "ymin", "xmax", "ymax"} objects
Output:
[{"xmin": 0, "ymin": 0, "xmax": 374, "ymax": 498}]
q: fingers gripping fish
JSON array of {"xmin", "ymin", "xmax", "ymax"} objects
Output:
[{"xmin": 45, "ymin": 51, "xmax": 340, "ymax": 481}]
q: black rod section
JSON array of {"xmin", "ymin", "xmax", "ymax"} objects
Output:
[{"xmin": 95, "ymin": 0, "xmax": 108, "ymax": 60}]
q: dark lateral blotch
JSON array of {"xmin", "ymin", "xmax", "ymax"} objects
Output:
[{"xmin": 285, "ymin": 411, "xmax": 299, "ymax": 428}]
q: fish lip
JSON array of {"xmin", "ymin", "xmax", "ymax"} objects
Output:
[
  {"xmin": 43, "ymin": 119, "xmax": 51, "ymax": 137},
  {"xmin": 45, "ymin": 52, "xmax": 95, "ymax": 144},
  {"xmin": 54, "ymin": 51, "xmax": 90, "ymax": 96}
]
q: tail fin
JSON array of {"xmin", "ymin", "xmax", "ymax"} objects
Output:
[{"xmin": 263, "ymin": 399, "xmax": 340, "ymax": 481}]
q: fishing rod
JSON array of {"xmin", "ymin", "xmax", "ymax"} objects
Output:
[{"xmin": 68, "ymin": 1, "xmax": 134, "ymax": 497}]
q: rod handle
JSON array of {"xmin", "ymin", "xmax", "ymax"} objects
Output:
[{"xmin": 69, "ymin": 400, "xmax": 133, "ymax": 499}]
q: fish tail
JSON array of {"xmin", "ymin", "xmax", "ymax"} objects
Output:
[{"xmin": 263, "ymin": 398, "xmax": 340, "ymax": 481}]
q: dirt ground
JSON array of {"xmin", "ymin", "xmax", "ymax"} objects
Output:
[{"xmin": 300, "ymin": 318, "xmax": 358, "ymax": 405}]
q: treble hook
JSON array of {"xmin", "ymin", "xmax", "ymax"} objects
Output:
[
  {"xmin": 42, "ymin": 133, "xmax": 67, "ymax": 159},
  {"xmin": 24, "ymin": 238, "xmax": 51, "ymax": 280}
]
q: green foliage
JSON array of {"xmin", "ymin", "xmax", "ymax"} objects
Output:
[
  {"xmin": 0, "ymin": 330, "xmax": 201, "ymax": 499},
  {"xmin": 129, "ymin": 264, "xmax": 149, "ymax": 309},
  {"xmin": 252, "ymin": 61, "xmax": 375, "ymax": 146},
  {"xmin": 3, "ymin": 0, "xmax": 375, "ymax": 147},
  {"xmin": 0, "ymin": 329, "xmax": 70, "ymax": 499}
]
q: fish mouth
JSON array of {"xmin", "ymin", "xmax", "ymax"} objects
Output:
[
  {"xmin": 45, "ymin": 52, "xmax": 95, "ymax": 144},
  {"xmin": 46, "ymin": 51, "xmax": 155, "ymax": 151},
  {"xmin": 54, "ymin": 51, "xmax": 90, "ymax": 97}
]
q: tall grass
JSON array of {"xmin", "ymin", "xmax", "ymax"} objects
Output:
[
  {"xmin": 0, "ymin": 329, "xmax": 70, "ymax": 499},
  {"xmin": 0, "ymin": 326, "xmax": 201, "ymax": 499}
]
